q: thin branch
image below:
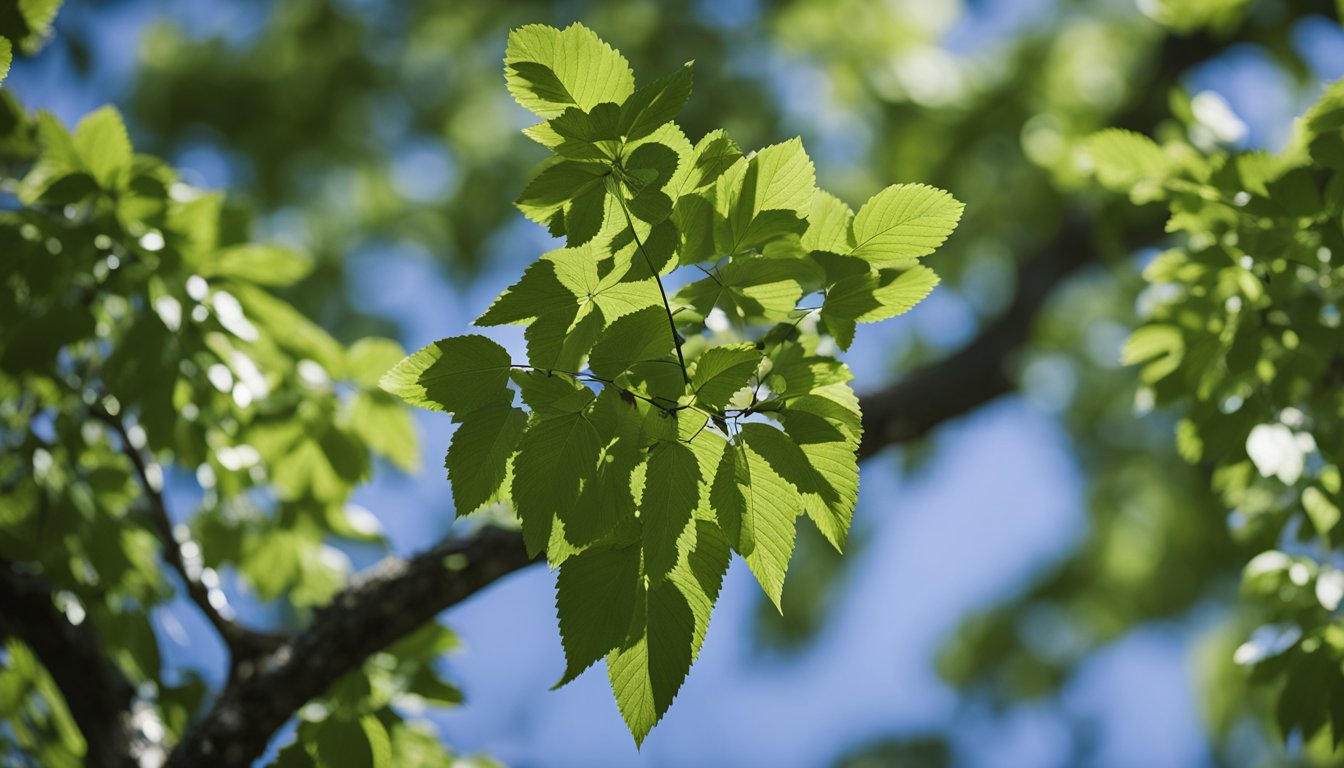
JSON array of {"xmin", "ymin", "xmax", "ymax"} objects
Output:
[
  {"xmin": 0, "ymin": 560, "xmax": 146, "ymax": 768},
  {"xmin": 611, "ymin": 178, "xmax": 691, "ymax": 385},
  {"xmin": 90, "ymin": 405, "xmax": 285, "ymax": 666}
]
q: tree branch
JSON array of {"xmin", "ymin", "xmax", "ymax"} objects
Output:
[
  {"xmin": 90, "ymin": 406, "xmax": 285, "ymax": 667},
  {"xmin": 857, "ymin": 212, "xmax": 1097, "ymax": 458},
  {"xmin": 164, "ymin": 526, "xmax": 534, "ymax": 767},
  {"xmin": 0, "ymin": 560, "xmax": 145, "ymax": 768}
]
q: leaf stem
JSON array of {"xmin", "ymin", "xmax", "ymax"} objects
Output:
[{"xmin": 610, "ymin": 179, "xmax": 690, "ymax": 387}]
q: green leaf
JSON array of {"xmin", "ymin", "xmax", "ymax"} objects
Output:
[
  {"xmin": 549, "ymin": 102, "xmax": 622, "ymax": 145},
  {"xmin": 714, "ymin": 138, "xmax": 815, "ymax": 253},
  {"xmin": 608, "ymin": 519, "xmax": 730, "ymax": 745},
  {"xmin": 820, "ymin": 265, "xmax": 940, "ymax": 348},
  {"xmin": 477, "ymin": 256, "xmax": 582, "ymax": 327},
  {"xmin": 639, "ymin": 441, "xmax": 701, "ymax": 583},
  {"xmin": 380, "ymin": 335, "xmax": 513, "ymax": 415},
  {"xmin": 314, "ymin": 715, "xmax": 391, "ymax": 768},
  {"xmin": 446, "ymin": 399, "xmax": 528, "ymax": 516},
  {"xmin": 348, "ymin": 391, "xmax": 419, "ymax": 472},
  {"xmin": 512, "ymin": 369, "xmax": 596, "ymax": 416},
  {"xmin": 554, "ymin": 542, "xmax": 642, "ymax": 687},
  {"xmin": 201, "ymin": 244, "xmax": 314, "ymax": 287},
  {"xmin": 677, "ymin": 255, "xmax": 815, "ymax": 325},
  {"xmin": 515, "ymin": 160, "xmax": 609, "ymax": 225},
  {"xmin": 801, "ymin": 190, "xmax": 856, "ymax": 254},
  {"xmin": 72, "ymin": 105, "xmax": 132, "ymax": 189},
  {"xmin": 512, "ymin": 411, "xmax": 602, "ymax": 557},
  {"xmin": 711, "ymin": 423, "xmax": 803, "ymax": 609},
  {"xmin": 780, "ymin": 395, "xmax": 862, "ymax": 550},
  {"xmin": 765, "ymin": 343, "xmax": 853, "ymax": 399},
  {"xmin": 0, "ymin": 37, "xmax": 11, "ymax": 85},
  {"xmin": 505, "ymin": 23, "xmax": 635, "ymax": 118},
  {"xmin": 690, "ymin": 344, "xmax": 761, "ymax": 408},
  {"xmin": 345, "ymin": 337, "xmax": 407, "ymax": 390},
  {"xmin": 850, "ymin": 183, "xmax": 963, "ymax": 267},
  {"xmin": 588, "ymin": 306, "xmax": 676, "ymax": 379},
  {"xmin": 618, "ymin": 62, "xmax": 693, "ymax": 142},
  {"xmin": 1084, "ymin": 129, "xmax": 1172, "ymax": 201},
  {"xmin": 1303, "ymin": 487, "xmax": 1340, "ymax": 540}
]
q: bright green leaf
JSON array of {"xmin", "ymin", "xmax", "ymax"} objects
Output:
[
  {"xmin": 447, "ymin": 399, "xmax": 528, "ymax": 516},
  {"xmin": 618, "ymin": 62, "xmax": 693, "ymax": 142},
  {"xmin": 850, "ymin": 183, "xmax": 963, "ymax": 267},
  {"xmin": 72, "ymin": 105, "xmax": 132, "ymax": 189},
  {"xmin": 380, "ymin": 335, "xmax": 513, "ymax": 415},
  {"xmin": 690, "ymin": 344, "xmax": 761, "ymax": 408},
  {"xmin": 639, "ymin": 441, "xmax": 701, "ymax": 583},
  {"xmin": 201, "ymin": 244, "xmax": 314, "ymax": 287},
  {"xmin": 505, "ymin": 23, "xmax": 635, "ymax": 118},
  {"xmin": 711, "ymin": 423, "xmax": 803, "ymax": 609},
  {"xmin": 588, "ymin": 306, "xmax": 676, "ymax": 379},
  {"xmin": 512, "ymin": 412, "xmax": 602, "ymax": 556},
  {"xmin": 608, "ymin": 519, "xmax": 729, "ymax": 745}
]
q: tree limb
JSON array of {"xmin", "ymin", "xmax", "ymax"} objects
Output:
[
  {"xmin": 0, "ymin": 560, "xmax": 145, "ymax": 768},
  {"xmin": 857, "ymin": 212, "xmax": 1097, "ymax": 458},
  {"xmin": 164, "ymin": 527, "xmax": 534, "ymax": 767}
]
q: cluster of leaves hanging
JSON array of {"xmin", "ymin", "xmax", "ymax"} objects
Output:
[
  {"xmin": 1087, "ymin": 80, "xmax": 1344, "ymax": 751},
  {"xmin": 382, "ymin": 23, "xmax": 963, "ymax": 743}
]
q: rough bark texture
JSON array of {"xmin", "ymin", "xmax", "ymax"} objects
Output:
[{"xmin": 163, "ymin": 527, "xmax": 534, "ymax": 768}]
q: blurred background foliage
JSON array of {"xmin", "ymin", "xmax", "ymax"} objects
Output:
[{"xmin": 6, "ymin": 0, "xmax": 1344, "ymax": 765}]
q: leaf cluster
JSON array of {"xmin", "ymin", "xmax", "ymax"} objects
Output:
[
  {"xmin": 1089, "ymin": 80, "xmax": 1344, "ymax": 748},
  {"xmin": 382, "ymin": 22, "xmax": 962, "ymax": 743}
]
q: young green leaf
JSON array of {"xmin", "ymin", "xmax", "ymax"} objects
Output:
[
  {"xmin": 779, "ymin": 395, "xmax": 862, "ymax": 550},
  {"xmin": 711, "ymin": 424, "xmax": 803, "ymax": 609},
  {"xmin": 714, "ymin": 138, "xmax": 815, "ymax": 253},
  {"xmin": 505, "ymin": 23, "xmax": 635, "ymax": 118},
  {"xmin": 690, "ymin": 344, "xmax": 762, "ymax": 408},
  {"xmin": 618, "ymin": 62, "xmax": 693, "ymax": 142},
  {"xmin": 608, "ymin": 519, "xmax": 730, "ymax": 745},
  {"xmin": 1084, "ymin": 128, "xmax": 1172, "ymax": 199},
  {"xmin": 516, "ymin": 160, "xmax": 609, "ymax": 221},
  {"xmin": 554, "ymin": 542, "xmax": 642, "ymax": 687},
  {"xmin": 201, "ymin": 244, "xmax": 314, "ymax": 287},
  {"xmin": 446, "ymin": 399, "xmax": 528, "ymax": 516},
  {"xmin": 588, "ymin": 306, "xmax": 676, "ymax": 379},
  {"xmin": 801, "ymin": 190, "xmax": 856, "ymax": 254},
  {"xmin": 820, "ymin": 265, "xmax": 940, "ymax": 349},
  {"xmin": 638, "ymin": 441, "xmax": 701, "ymax": 583},
  {"xmin": 380, "ymin": 335, "xmax": 513, "ymax": 415},
  {"xmin": 512, "ymin": 411, "xmax": 602, "ymax": 556},
  {"xmin": 0, "ymin": 37, "xmax": 11, "ymax": 85},
  {"xmin": 850, "ymin": 183, "xmax": 963, "ymax": 267},
  {"xmin": 72, "ymin": 105, "xmax": 132, "ymax": 189}
]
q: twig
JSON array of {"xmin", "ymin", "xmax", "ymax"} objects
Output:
[{"xmin": 89, "ymin": 405, "xmax": 284, "ymax": 665}]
